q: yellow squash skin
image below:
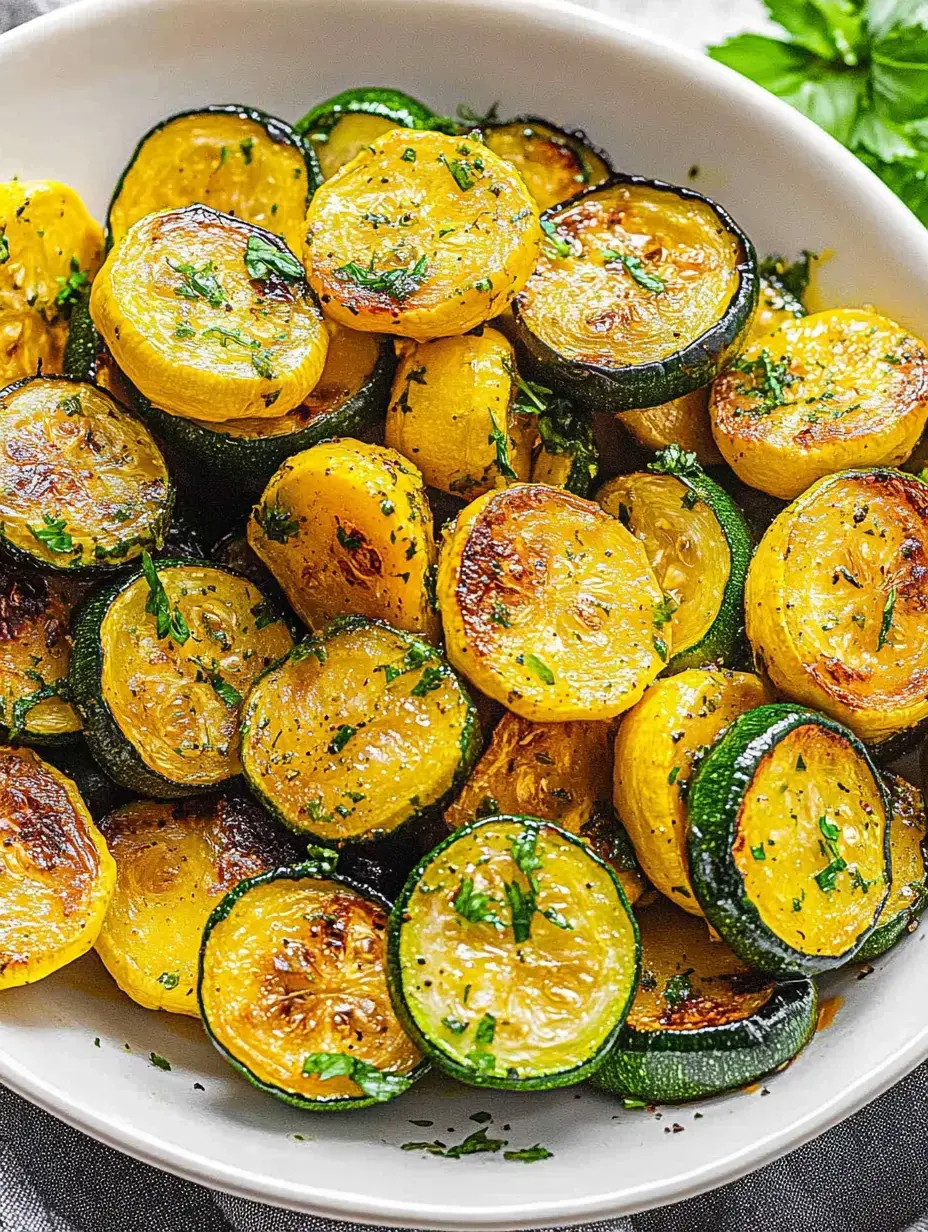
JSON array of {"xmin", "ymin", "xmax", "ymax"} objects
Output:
[
  {"xmin": 95, "ymin": 795, "xmax": 297, "ymax": 1016},
  {"xmin": 745, "ymin": 470, "xmax": 928, "ymax": 745},
  {"xmin": 515, "ymin": 180, "xmax": 741, "ymax": 370},
  {"xmin": 620, "ymin": 388, "xmax": 723, "ymax": 467},
  {"xmin": 313, "ymin": 113, "xmax": 397, "ymax": 181},
  {"xmin": 438, "ymin": 484, "xmax": 667, "ymax": 720},
  {"xmin": 90, "ymin": 206, "xmax": 328, "ymax": 422},
  {"xmin": 614, "ymin": 669, "xmax": 771, "ymax": 914},
  {"xmin": 0, "ymin": 180, "xmax": 103, "ymax": 384},
  {"xmin": 628, "ymin": 896, "xmax": 773, "ymax": 1032},
  {"xmin": 596, "ymin": 471, "xmax": 730, "ymax": 664},
  {"xmin": 0, "ymin": 378, "xmax": 172, "ymax": 570},
  {"xmin": 732, "ymin": 721, "xmax": 887, "ymax": 959},
  {"xmin": 398, "ymin": 818, "xmax": 639, "ymax": 1083},
  {"xmin": 0, "ymin": 568, "xmax": 83, "ymax": 739},
  {"xmin": 248, "ymin": 439, "xmax": 440, "ymax": 640},
  {"xmin": 100, "ymin": 564, "xmax": 293, "ymax": 787},
  {"xmin": 107, "ymin": 111, "xmax": 309, "ymax": 254},
  {"xmin": 444, "ymin": 712, "xmax": 645, "ymax": 905},
  {"xmin": 385, "ymin": 327, "xmax": 533, "ymax": 497},
  {"xmin": 483, "ymin": 121, "xmax": 610, "ymax": 211},
  {"xmin": 711, "ymin": 309, "xmax": 928, "ymax": 500},
  {"xmin": 241, "ymin": 620, "xmax": 475, "ymax": 841},
  {"xmin": 0, "ymin": 745, "xmax": 114, "ymax": 989},
  {"xmin": 305, "ymin": 129, "xmax": 541, "ymax": 339},
  {"xmin": 201, "ymin": 875, "xmax": 422, "ymax": 1101},
  {"xmin": 188, "ymin": 321, "xmax": 383, "ymax": 441}
]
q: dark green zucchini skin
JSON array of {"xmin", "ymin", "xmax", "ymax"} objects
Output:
[
  {"xmin": 295, "ymin": 86, "xmax": 455, "ymax": 143},
  {"xmin": 61, "ymin": 290, "xmax": 98, "ymax": 383},
  {"xmin": 856, "ymin": 898, "xmax": 925, "ymax": 960},
  {"xmin": 43, "ymin": 740, "xmax": 134, "ymax": 820},
  {"xmin": 590, "ymin": 977, "xmax": 817, "ymax": 1103},
  {"xmin": 0, "ymin": 375, "xmax": 174, "ymax": 577},
  {"xmin": 511, "ymin": 174, "xmax": 758, "ymax": 414},
  {"xmin": 687, "ymin": 703, "xmax": 890, "ymax": 977},
  {"xmin": 67, "ymin": 556, "xmax": 287, "ymax": 798},
  {"xmin": 105, "ymin": 103, "xmax": 321, "ymax": 248},
  {"xmin": 122, "ymin": 337, "xmax": 395, "ymax": 500},
  {"xmin": 387, "ymin": 815, "xmax": 639, "ymax": 1091},
  {"xmin": 198, "ymin": 860, "xmax": 430, "ymax": 1111},
  {"xmin": 647, "ymin": 445, "xmax": 753, "ymax": 674}
]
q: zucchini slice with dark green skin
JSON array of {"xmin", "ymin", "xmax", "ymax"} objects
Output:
[
  {"xmin": 295, "ymin": 87, "xmax": 451, "ymax": 181},
  {"xmin": 511, "ymin": 175, "xmax": 758, "ymax": 413},
  {"xmin": 125, "ymin": 326, "xmax": 394, "ymax": 499},
  {"xmin": 531, "ymin": 398, "xmax": 599, "ymax": 496},
  {"xmin": 0, "ymin": 376, "xmax": 174, "ymax": 574},
  {"xmin": 200, "ymin": 860, "xmax": 428, "ymax": 1110},
  {"xmin": 240, "ymin": 615, "xmax": 479, "ymax": 843},
  {"xmin": 687, "ymin": 703, "xmax": 891, "ymax": 976},
  {"xmin": 596, "ymin": 445, "xmax": 752, "ymax": 672},
  {"xmin": 591, "ymin": 896, "xmax": 818, "ymax": 1103},
  {"xmin": 68, "ymin": 556, "xmax": 294, "ymax": 798},
  {"xmin": 482, "ymin": 116, "xmax": 612, "ymax": 211},
  {"xmin": 0, "ymin": 564, "xmax": 84, "ymax": 745},
  {"xmin": 856, "ymin": 773, "xmax": 927, "ymax": 960},
  {"xmin": 43, "ymin": 740, "xmax": 132, "ymax": 821},
  {"xmin": 388, "ymin": 815, "xmax": 640, "ymax": 1090},
  {"xmin": 106, "ymin": 104, "xmax": 319, "ymax": 253}
]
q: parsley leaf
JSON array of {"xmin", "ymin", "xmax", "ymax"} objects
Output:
[
  {"xmin": 504, "ymin": 1145, "xmax": 553, "ymax": 1163},
  {"xmin": 149, "ymin": 1052, "xmax": 172, "ymax": 1071},
  {"xmin": 0, "ymin": 231, "xmax": 8, "ymax": 264},
  {"xmin": 664, "ymin": 969, "xmax": 695, "ymax": 1006},
  {"xmin": 244, "ymin": 235, "xmax": 305, "ymax": 282},
  {"xmin": 541, "ymin": 217, "xmax": 573, "ymax": 259},
  {"xmin": 168, "ymin": 258, "xmax": 226, "ymax": 308},
  {"xmin": 141, "ymin": 551, "xmax": 190, "ymax": 644},
  {"xmin": 653, "ymin": 595, "xmax": 679, "ymax": 628},
  {"xmin": 157, "ymin": 971, "xmax": 180, "ymax": 990},
  {"xmin": 335, "ymin": 255, "xmax": 427, "ymax": 301},
  {"xmin": 191, "ymin": 657, "xmax": 243, "ymax": 709},
  {"xmin": 255, "ymin": 499, "xmax": 299, "ymax": 543},
  {"xmin": 55, "ymin": 257, "xmax": 89, "ymax": 310},
  {"xmin": 328, "ymin": 724, "xmax": 357, "ymax": 754},
  {"xmin": 487, "ymin": 410, "xmax": 518, "ymax": 480},
  {"xmin": 453, "ymin": 877, "xmax": 503, "ymax": 928},
  {"xmin": 28, "ymin": 513, "xmax": 74, "ymax": 554},
  {"xmin": 301, "ymin": 1052, "xmax": 412, "ymax": 1101},
  {"xmin": 878, "ymin": 584, "xmax": 897, "ymax": 649},
  {"xmin": 601, "ymin": 249, "xmax": 666, "ymax": 293},
  {"xmin": 524, "ymin": 653, "xmax": 555, "ymax": 685},
  {"xmin": 648, "ymin": 443, "xmax": 703, "ymax": 479}
]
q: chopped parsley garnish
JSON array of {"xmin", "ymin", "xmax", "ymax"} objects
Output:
[
  {"xmin": 201, "ymin": 325, "xmax": 275, "ymax": 379},
  {"xmin": 453, "ymin": 877, "xmax": 503, "ymax": 928},
  {"xmin": 244, "ymin": 234, "xmax": 304, "ymax": 283},
  {"xmin": 336, "ymin": 525, "xmax": 364, "ymax": 551},
  {"xmin": 814, "ymin": 815, "xmax": 847, "ymax": 893},
  {"xmin": 438, "ymin": 153, "xmax": 478, "ymax": 191},
  {"xmin": 58, "ymin": 394, "xmax": 82, "ymax": 416},
  {"xmin": 141, "ymin": 552, "xmax": 190, "ymax": 644},
  {"xmin": 663, "ymin": 969, "xmax": 694, "ymax": 1007},
  {"xmin": 328, "ymin": 724, "xmax": 357, "ymax": 754},
  {"xmin": 878, "ymin": 585, "xmax": 897, "ymax": 650},
  {"xmin": 540, "ymin": 217, "xmax": 572, "ymax": 260},
  {"xmin": 504, "ymin": 824, "xmax": 572, "ymax": 943},
  {"xmin": 251, "ymin": 598, "xmax": 280, "ymax": 629},
  {"xmin": 157, "ymin": 971, "xmax": 180, "ymax": 990},
  {"xmin": 512, "ymin": 374, "xmax": 552, "ymax": 414},
  {"xmin": 668, "ymin": 765, "xmax": 681, "ymax": 785},
  {"xmin": 255, "ymin": 499, "xmax": 299, "ymax": 543},
  {"xmin": 751, "ymin": 844, "xmax": 766, "ymax": 860},
  {"xmin": 441, "ymin": 1016, "xmax": 468, "ymax": 1034},
  {"xmin": 334, "ymin": 254, "xmax": 427, "ymax": 301},
  {"xmin": 653, "ymin": 634, "xmax": 669, "ymax": 662},
  {"xmin": 401, "ymin": 147, "xmax": 417, "ymax": 162},
  {"xmin": 376, "ymin": 643, "xmax": 431, "ymax": 684},
  {"xmin": 474, "ymin": 1013, "xmax": 497, "ymax": 1047},
  {"xmin": 601, "ymin": 249, "xmax": 665, "ymax": 293},
  {"xmin": 524, "ymin": 653, "xmax": 554, "ymax": 685},
  {"xmin": 380, "ymin": 499, "xmax": 395, "ymax": 516},
  {"xmin": 505, "ymin": 878, "xmax": 536, "ymax": 944},
  {"xmin": 28, "ymin": 513, "xmax": 73, "ymax": 554},
  {"xmin": 174, "ymin": 322, "xmax": 196, "ymax": 339},
  {"xmin": 490, "ymin": 601, "xmax": 512, "ymax": 627},
  {"xmin": 191, "ymin": 657, "xmax": 242, "ymax": 709},
  {"xmin": 456, "ymin": 100, "xmax": 501, "ymax": 126},
  {"xmin": 149, "ymin": 1052, "xmax": 172, "ymax": 1071},
  {"xmin": 410, "ymin": 665, "xmax": 445, "ymax": 697},
  {"xmin": 301, "ymin": 1052, "xmax": 412, "ymax": 1101},
  {"xmin": 55, "ymin": 257, "xmax": 89, "ymax": 309},
  {"xmin": 402, "ymin": 1128, "xmax": 506, "ymax": 1158},
  {"xmin": 653, "ymin": 595, "xmax": 679, "ymax": 628},
  {"xmin": 9, "ymin": 672, "xmax": 70, "ymax": 739},
  {"xmin": 488, "ymin": 410, "xmax": 518, "ymax": 480},
  {"xmin": 731, "ymin": 348, "xmax": 796, "ymax": 414},
  {"xmin": 168, "ymin": 258, "xmax": 226, "ymax": 308},
  {"xmin": 0, "ymin": 232, "xmax": 8, "ymax": 264},
  {"xmin": 504, "ymin": 1145, "xmax": 553, "ymax": 1163},
  {"xmin": 648, "ymin": 443, "xmax": 702, "ymax": 479},
  {"xmin": 239, "ymin": 136, "xmax": 255, "ymax": 163}
]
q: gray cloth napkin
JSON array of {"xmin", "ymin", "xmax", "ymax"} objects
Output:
[{"xmin": 2, "ymin": 0, "xmax": 927, "ymax": 1229}]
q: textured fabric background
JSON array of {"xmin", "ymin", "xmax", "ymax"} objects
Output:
[{"xmin": 1, "ymin": 0, "xmax": 927, "ymax": 1229}]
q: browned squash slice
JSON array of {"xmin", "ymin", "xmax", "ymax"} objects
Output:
[{"xmin": 483, "ymin": 118, "xmax": 611, "ymax": 211}]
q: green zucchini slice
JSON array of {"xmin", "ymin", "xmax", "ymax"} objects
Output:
[
  {"xmin": 200, "ymin": 862, "xmax": 427, "ymax": 1110},
  {"xmin": 512, "ymin": 175, "xmax": 757, "ymax": 413},
  {"xmin": 531, "ymin": 399, "xmax": 599, "ymax": 496},
  {"xmin": 129, "ymin": 324, "xmax": 394, "ymax": 498},
  {"xmin": 294, "ymin": 87, "xmax": 446, "ymax": 181},
  {"xmin": 687, "ymin": 703, "xmax": 890, "ymax": 976},
  {"xmin": 68, "ymin": 557, "xmax": 294, "ymax": 797},
  {"xmin": 595, "ymin": 445, "xmax": 752, "ymax": 672},
  {"xmin": 0, "ymin": 377, "xmax": 173, "ymax": 573},
  {"xmin": 0, "ymin": 565, "xmax": 83, "ymax": 744},
  {"xmin": 482, "ymin": 116, "xmax": 612, "ymax": 210},
  {"xmin": 591, "ymin": 896, "xmax": 818, "ymax": 1103},
  {"xmin": 388, "ymin": 815, "xmax": 640, "ymax": 1089},
  {"xmin": 856, "ymin": 773, "xmax": 927, "ymax": 960},
  {"xmin": 241, "ymin": 615, "xmax": 479, "ymax": 843},
  {"xmin": 106, "ymin": 105, "xmax": 318, "ymax": 255}
]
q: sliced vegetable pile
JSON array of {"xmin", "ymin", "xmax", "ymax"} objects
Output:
[{"xmin": 1, "ymin": 86, "xmax": 926, "ymax": 1128}]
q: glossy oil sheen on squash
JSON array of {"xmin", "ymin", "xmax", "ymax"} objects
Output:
[
  {"xmin": 200, "ymin": 873, "xmax": 423, "ymax": 1106},
  {"xmin": 0, "ymin": 745, "xmax": 115, "ymax": 989},
  {"xmin": 483, "ymin": 119, "xmax": 610, "ymax": 211},
  {"xmin": 857, "ymin": 773, "xmax": 927, "ymax": 959},
  {"xmin": 745, "ymin": 469, "xmax": 928, "ymax": 745},
  {"xmin": 437, "ymin": 483, "xmax": 667, "ymax": 720},
  {"xmin": 0, "ymin": 378, "xmax": 172, "ymax": 571},
  {"xmin": 305, "ymin": 129, "xmax": 541, "ymax": 339},
  {"xmin": 393, "ymin": 817, "xmax": 639, "ymax": 1087},
  {"xmin": 620, "ymin": 388, "xmax": 723, "ymax": 467},
  {"xmin": 96, "ymin": 794, "xmax": 298, "ymax": 1015}
]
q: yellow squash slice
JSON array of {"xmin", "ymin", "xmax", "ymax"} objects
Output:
[
  {"xmin": 613, "ymin": 669, "xmax": 771, "ymax": 913},
  {"xmin": 0, "ymin": 745, "xmax": 114, "ymax": 989},
  {"xmin": 620, "ymin": 389, "xmax": 723, "ymax": 467},
  {"xmin": 248, "ymin": 438, "xmax": 440, "ymax": 640},
  {"xmin": 304, "ymin": 128, "xmax": 541, "ymax": 338},
  {"xmin": 438, "ymin": 483, "xmax": 667, "ymax": 720},
  {"xmin": 745, "ymin": 469, "xmax": 928, "ymax": 746},
  {"xmin": 711, "ymin": 309, "xmax": 928, "ymax": 500},
  {"xmin": 312, "ymin": 112, "xmax": 398, "ymax": 181},
  {"xmin": 90, "ymin": 205, "xmax": 328, "ymax": 422},
  {"xmin": 385, "ymin": 327, "xmax": 533, "ymax": 497},
  {"xmin": 483, "ymin": 119, "xmax": 610, "ymax": 211}
]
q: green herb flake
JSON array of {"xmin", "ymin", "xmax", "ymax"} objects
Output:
[
  {"xmin": 438, "ymin": 153, "xmax": 477, "ymax": 191},
  {"xmin": 487, "ymin": 409, "xmax": 518, "ymax": 480},
  {"xmin": 244, "ymin": 234, "xmax": 304, "ymax": 282},
  {"xmin": 149, "ymin": 1052, "xmax": 172, "ymax": 1072},
  {"xmin": 663, "ymin": 969, "xmax": 694, "ymax": 1007},
  {"xmin": 601, "ymin": 248, "xmax": 665, "ymax": 293},
  {"xmin": 401, "ymin": 148, "xmax": 417, "ymax": 162},
  {"xmin": 878, "ymin": 585, "xmax": 897, "ymax": 650},
  {"xmin": 174, "ymin": 322, "xmax": 197, "ymax": 339},
  {"xmin": 524, "ymin": 653, "xmax": 555, "ymax": 685},
  {"xmin": 380, "ymin": 499, "xmax": 395, "ymax": 516},
  {"xmin": 540, "ymin": 217, "xmax": 572, "ymax": 260},
  {"xmin": 255, "ymin": 499, "xmax": 299, "ymax": 543},
  {"xmin": 441, "ymin": 1016, "xmax": 468, "ymax": 1035},
  {"xmin": 653, "ymin": 635, "xmax": 669, "ymax": 662},
  {"xmin": 336, "ymin": 525, "xmax": 364, "ymax": 551},
  {"xmin": 504, "ymin": 1145, "xmax": 553, "ymax": 1163},
  {"xmin": 653, "ymin": 595, "xmax": 679, "ymax": 628},
  {"xmin": 168, "ymin": 258, "xmax": 226, "ymax": 308},
  {"xmin": 191, "ymin": 656, "xmax": 243, "ymax": 709},
  {"xmin": 141, "ymin": 552, "xmax": 190, "ymax": 644},
  {"xmin": 28, "ymin": 512, "xmax": 73, "ymax": 555},
  {"xmin": 328, "ymin": 724, "xmax": 357, "ymax": 754},
  {"xmin": 474, "ymin": 1013, "xmax": 497, "ymax": 1047},
  {"xmin": 239, "ymin": 136, "xmax": 255, "ymax": 163},
  {"xmin": 157, "ymin": 971, "xmax": 180, "ymax": 990},
  {"xmin": 490, "ymin": 600, "xmax": 512, "ymax": 627},
  {"xmin": 668, "ymin": 766, "xmax": 681, "ymax": 785},
  {"xmin": 453, "ymin": 877, "xmax": 503, "ymax": 928},
  {"xmin": 335, "ymin": 254, "xmax": 427, "ymax": 301},
  {"xmin": 751, "ymin": 844, "xmax": 766, "ymax": 860},
  {"xmin": 57, "ymin": 394, "xmax": 82, "ymax": 416},
  {"xmin": 301, "ymin": 1052, "xmax": 411, "ymax": 1102},
  {"xmin": 55, "ymin": 257, "xmax": 89, "ymax": 309},
  {"xmin": 0, "ymin": 232, "xmax": 8, "ymax": 264},
  {"xmin": 410, "ymin": 665, "xmax": 445, "ymax": 697}
]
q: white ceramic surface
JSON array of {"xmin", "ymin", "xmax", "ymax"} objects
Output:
[{"xmin": 1, "ymin": 0, "xmax": 928, "ymax": 1225}]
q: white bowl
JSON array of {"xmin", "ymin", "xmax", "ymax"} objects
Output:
[{"xmin": 2, "ymin": 0, "xmax": 928, "ymax": 1226}]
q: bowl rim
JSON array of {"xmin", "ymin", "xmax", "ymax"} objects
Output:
[{"xmin": 2, "ymin": 0, "xmax": 928, "ymax": 1224}]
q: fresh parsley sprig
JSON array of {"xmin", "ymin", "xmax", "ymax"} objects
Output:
[{"xmin": 141, "ymin": 552, "xmax": 190, "ymax": 645}]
